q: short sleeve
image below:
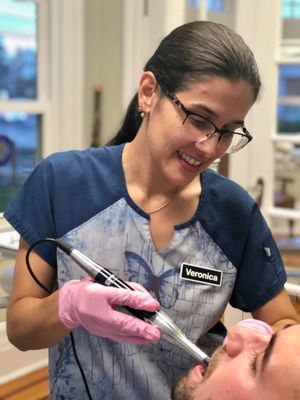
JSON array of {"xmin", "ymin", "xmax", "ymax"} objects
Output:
[
  {"xmin": 4, "ymin": 156, "xmax": 58, "ymax": 267},
  {"xmin": 200, "ymin": 169, "xmax": 287, "ymax": 313},
  {"xmin": 229, "ymin": 204, "xmax": 287, "ymax": 312}
]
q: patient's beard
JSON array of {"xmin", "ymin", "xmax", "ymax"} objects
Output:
[
  {"xmin": 171, "ymin": 346, "xmax": 225, "ymax": 400},
  {"xmin": 201, "ymin": 345, "xmax": 225, "ymax": 381},
  {"xmin": 171, "ymin": 373, "xmax": 194, "ymax": 400}
]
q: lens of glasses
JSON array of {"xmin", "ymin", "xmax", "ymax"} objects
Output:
[
  {"xmin": 185, "ymin": 115, "xmax": 215, "ymax": 137},
  {"xmin": 185, "ymin": 115, "xmax": 249, "ymax": 154},
  {"xmin": 219, "ymin": 131, "xmax": 249, "ymax": 154}
]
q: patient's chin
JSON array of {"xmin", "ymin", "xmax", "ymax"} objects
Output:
[{"xmin": 171, "ymin": 372, "xmax": 194, "ymax": 400}]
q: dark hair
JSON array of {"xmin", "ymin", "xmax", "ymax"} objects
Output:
[{"xmin": 107, "ymin": 20, "xmax": 261, "ymax": 146}]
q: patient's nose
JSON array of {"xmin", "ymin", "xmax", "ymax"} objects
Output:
[{"xmin": 225, "ymin": 319, "xmax": 272, "ymax": 358}]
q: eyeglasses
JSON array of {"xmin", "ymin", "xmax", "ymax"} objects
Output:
[{"xmin": 161, "ymin": 87, "xmax": 253, "ymax": 154}]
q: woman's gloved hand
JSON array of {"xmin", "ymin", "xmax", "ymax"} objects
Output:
[{"xmin": 58, "ymin": 278, "xmax": 161, "ymax": 344}]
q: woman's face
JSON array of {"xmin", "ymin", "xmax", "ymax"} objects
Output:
[{"xmin": 141, "ymin": 76, "xmax": 254, "ymax": 187}]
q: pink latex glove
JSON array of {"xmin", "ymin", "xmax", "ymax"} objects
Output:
[{"xmin": 58, "ymin": 278, "xmax": 161, "ymax": 344}]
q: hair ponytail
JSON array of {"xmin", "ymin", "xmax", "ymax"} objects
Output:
[{"xmin": 106, "ymin": 93, "xmax": 142, "ymax": 145}]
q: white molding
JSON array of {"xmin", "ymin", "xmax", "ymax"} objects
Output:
[
  {"xmin": 122, "ymin": 0, "xmax": 146, "ymax": 110},
  {"xmin": 36, "ymin": 0, "xmax": 50, "ymax": 103},
  {"xmin": 285, "ymin": 282, "xmax": 300, "ymax": 303},
  {"xmin": 0, "ymin": 322, "xmax": 48, "ymax": 385},
  {"xmin": 271, "ymin": 133, "xmax": 300, "ymax": 143},
  {"xmin": 45, "ymin": 0, "xmax": 85, "ymax": 156},
  {"xmin": 277, "ymin": 96, "xmax": 300, "ymax": 105},
  {"xmin": 198, "ymin": 0, "xmax": 208, "ymax": 20},
  {"xmin": 269, "ymin": 206, "xmax": 300, "ymax": 220},
  {"xmin": 231, "ymin": 0, "xmax": 281, "ymax": 223},
  {"xmin": 122, "ymin": 0, "xmax": 185, "ymax": 110},
  {"xmin": 276, "ymin": 58, "xmax": 300, "ymax": 64},
  {"xmin": 0, "ymin": 101, "xmax": 49, "ymax": 112}
]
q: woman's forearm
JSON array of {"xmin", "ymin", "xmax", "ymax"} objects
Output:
[{"xmin": 6, "ymin": 290, "xmax": 70, "ymax": 351}]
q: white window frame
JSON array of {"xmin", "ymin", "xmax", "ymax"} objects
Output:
[
  {"xmin": 0, "ymin": 0, "xmax": 85, "ymax": 383},
  {"xmin": 47, "ymin": 0, "xmax": 85, "ymax": 155},
  {"xmin": 0, "ymin": 0, "xmax": 85, "ymax": 160}
]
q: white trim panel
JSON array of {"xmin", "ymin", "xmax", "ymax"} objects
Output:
[{"xmin": 0, "ymin": 322, "xmax": 48, "ymax": 385}]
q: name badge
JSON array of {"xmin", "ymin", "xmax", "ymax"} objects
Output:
[{"xmin": 180, "ymin": 263, "xmax": 223, "ymax": 287}]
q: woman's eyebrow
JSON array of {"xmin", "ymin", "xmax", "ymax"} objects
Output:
[
  {"xmin": 190, "ymin": 103, "xmax": 245, "ymax": 125},
  {"xmin": 189, "ymin": 103, "xmax": 217, "ymax": 118}
]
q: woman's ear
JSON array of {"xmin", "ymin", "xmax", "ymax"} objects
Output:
[{"xmin": 137, "ymin": 71, "xmax": 160, "ymax": 113}]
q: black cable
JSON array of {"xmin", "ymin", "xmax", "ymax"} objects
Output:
[
  {"xmin": 25, "ymin": 238, "xmax": 93, "ymax": 400},
  {"xmin": 69, "ymin": 331, "xmax": 93, "ymax": 399},
  {"xmin": 25, "ymin": 238, "xmax": 56, "ymax": 294}
]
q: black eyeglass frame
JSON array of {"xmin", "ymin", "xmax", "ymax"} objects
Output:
[{"xmin": 161, "ymin": 87, "xmax": 253, "ymax": 151}]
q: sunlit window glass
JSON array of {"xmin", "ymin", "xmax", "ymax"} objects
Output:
[
  {"xmin": 207, "ymin": 0, "xmax": 224, "ymax": 12},
  {"xmin": 187, "ymin": 0, "xmax": 224, "ymax": 12},
  {"xmin": 0, "ymin": 0, "xmax": 37, "ymax": 100},
  {"xmin": 186, "ymin": 0, "xmax": 233, "ymax": 28},
  {"xmin": 282, "ymin": 0, "xmax": 300, "ymax": 18},
  {"xmin": 0, "ymin": 1, "xmax": 39, "ymax": 210},
  {"xmin": 282, "ymin": 0, "xmax": 300, "ymax": 40},
  {"xmin": 277, "ymin": 65, "xmax": 300, "ymax": 134},
  {"xmin": 0, "ymin": 112, "xmax": 40, "ymax": 210}
]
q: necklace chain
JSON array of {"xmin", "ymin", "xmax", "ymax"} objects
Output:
[{"xmin": 146, "ymin": 190, "xmax": 180, "ymax": 214}]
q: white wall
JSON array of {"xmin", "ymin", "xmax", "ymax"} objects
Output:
[
  {"xmin": 229, "ymin": 0, "xmax": 281, "ymax": 226},
  {"xmin": 83, "ymin": 0, "xmax": 124, "ymax": 147}
]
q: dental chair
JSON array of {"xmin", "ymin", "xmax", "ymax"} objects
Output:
[{"xmin": 0, "ymin": 266, "xmax": 13, "ymax": 308}]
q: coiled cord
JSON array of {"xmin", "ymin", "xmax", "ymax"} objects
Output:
[{"xmin": 26, "ymin": 238, "xmax": 93, "ymax": 400}]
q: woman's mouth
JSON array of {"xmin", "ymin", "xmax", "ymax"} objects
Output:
[{"xmin": 177, "ymin": 151, "xmax": 203, "ymax": 168}]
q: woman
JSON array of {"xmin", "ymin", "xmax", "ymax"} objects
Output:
[{"xmin": 5, "ymin": 21, "xmax": 299, "ymax": 399}]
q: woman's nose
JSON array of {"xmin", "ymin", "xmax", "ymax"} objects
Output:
[
  {"xmin": 225, "ymin": 323, "xmax": 271, "ymax": 358},
  {"xmin": 194, "ymin": 134, "xmax": 220, "ymax": 158}
]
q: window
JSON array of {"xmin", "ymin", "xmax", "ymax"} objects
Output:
[
  {"xmin": 185, "ymin": 0, "xmax": 234, "ymax": 30},
  {"xmin": 0, "ymin": 0, "xmax": 37, "ymax": 100},
  {"xmin": 271, "ymin": 0, "xmax": 300, "ymax": 233},
  {"xmin": 282, "ymin": 0, "xmax": 300, "ymax": 41},
  {"xmin": 0, "ymin": 0, "xmax": 40, "ymax": 211},
  {"xmin": 187, "ymin": 0, "xmax": 224, "ymax": 12},
  {"xmin": 282, "ymin": 0, "xmax": 300, "ymax": 18},
  {"xmin": 277, "ymin": 65, "xmax": 300, "ymax": 134}
]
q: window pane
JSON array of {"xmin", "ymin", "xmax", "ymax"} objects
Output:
[
  {"xmin": 277, "ymin": 65, "xmax": 300, "ymax": 134},
  {"xmin": 274, "ymin": 141, "xmax": 300, "ymax": 212},
  {"xmin": 277, "ymin": 104, "xmax": 300, "ymax": 133},
  {"xmin": 207, "ymin": 0, "xmax": 235, "ymax": 28},
  {"xmin": 185, "ymin": 0, "xmax": 235, "ymax": 28},
  {"xmin": 0, "ymin": 112, "xmax": 41, "ymax": 210},
  {"xmin": 282, "ymin": 0, "xmax": 300, "ymax": 40},
  {"xmin": 0, "ymin": 0, "xmax": 37, "ymax": 100}
]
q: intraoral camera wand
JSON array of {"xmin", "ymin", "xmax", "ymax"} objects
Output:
[{"xmin": 55, "ymin": 239, "xmax": 211, "ymax": 368}]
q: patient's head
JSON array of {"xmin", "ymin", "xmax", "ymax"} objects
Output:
[{"xmin": 172, "ymin": 320, "xmax": 300, "ymax": 400}]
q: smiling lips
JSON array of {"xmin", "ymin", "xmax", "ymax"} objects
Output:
[{"xmin": 178, "ymin": 150, "xmax": 203, "ymax": 167}]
